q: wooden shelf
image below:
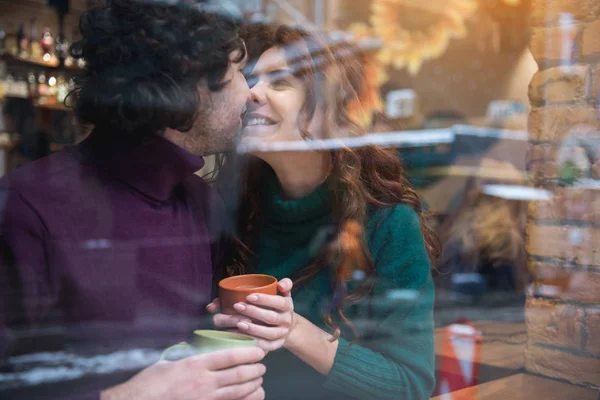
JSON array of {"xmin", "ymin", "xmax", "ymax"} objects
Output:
[
  {"xmin": 35, "ymin": 102, "xmax": 72, "ymax": 112},
  {"xmin": 1, "ymin": 97, "xmax": 72, "ymax": 112},
  {"xmin": 1, "ymin": 54, "xmax": 84, "ymax": 72}
]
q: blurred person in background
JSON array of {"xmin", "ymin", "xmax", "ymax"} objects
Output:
[
  {"xmin": 0, "ymin": 1, "xmax": 267, "ymax": 399},
  {"xmin": 438, "ymin": 159, "xmax": 528, "ymax": 302},
  {"xmin": 208, "ymin": 24, "xmax": 440, "ymax": 400}
]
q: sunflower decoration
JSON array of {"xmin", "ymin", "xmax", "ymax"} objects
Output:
[
  {"xmin": 344, "ymin": 23, "xmax": 389, "ymax": 129},
  {"xmin": 370, "ymin": 0, "xmax": 478, "ymax": 75}
]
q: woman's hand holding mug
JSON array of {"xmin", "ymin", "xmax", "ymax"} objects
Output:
[{"xmin": 208, "ymin": 278, "xmax": 297, "ymax": 353}]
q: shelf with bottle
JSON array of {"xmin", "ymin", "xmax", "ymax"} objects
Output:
[
  {"xmin": 0, "ymin": 21, "xmax": 85, "ymax": 72},
  {"xmin": 0, "ymin": 53, "xmax": 84, "ymax": 71},
  {"xmin": 0, "ymin": 71, "xmax": 75, "ymax": 112}
]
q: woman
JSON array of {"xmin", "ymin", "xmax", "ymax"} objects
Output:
[
  {"xmin": 439, "ymin": 160, "xmax": 529, "ymax": 298},
  {"xmin": 208, "ymin": 24, "xmax": 440, "ymax": 400}
]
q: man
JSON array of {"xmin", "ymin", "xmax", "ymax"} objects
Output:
[{"xmin": 0, "ymin": 1, "xmax": 265, "ymax": 399}]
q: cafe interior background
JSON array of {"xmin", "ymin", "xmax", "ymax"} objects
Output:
[{"xmin": 0, "ymin": 0, "xmax": 598, "ymax": 398}]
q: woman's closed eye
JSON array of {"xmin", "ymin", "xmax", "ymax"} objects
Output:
[
  {"xmin": 267, "ymin": 69, "xmax": 295, "ymax": 89},
  {"xmin": 270, "ymin": 78, "xmax": 291, "ymax": 89}
]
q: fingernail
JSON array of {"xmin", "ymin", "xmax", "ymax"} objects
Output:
[
  {"xmin": 234, "ymin": 303, "xmax": 246, "ymax": 311},
  {"xmin": 247, "ymin": 294, "xmax": 259, "ymax": 302},
  {"xmin": 237, "ymin": 322, "xmax": 249, "ymax": 330}
]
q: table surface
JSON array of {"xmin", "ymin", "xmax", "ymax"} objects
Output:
[
  {"xmin": 435, "ymin": 321, "xmax": 526, "ymax": 370},
  {"xmin": 430, "ymin": 373, "xmax": 599, "ymax": 400},
  {"xmin": 433, "ymin": 321, "xmax": 599, "ymax": 399}
]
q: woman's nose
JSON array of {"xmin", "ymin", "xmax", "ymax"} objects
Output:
[{"xmin": 249, "ymin": 81, "xmax": 267, "ymax": 105}]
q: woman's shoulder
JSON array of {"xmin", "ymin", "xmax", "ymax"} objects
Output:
[
  {"xmin": 366, "ymin": 203, "xmax": 422, "ymax": 237},
  {"xmin": 364, "ymin": 204, "xmax": 432, "ymax": 293}
]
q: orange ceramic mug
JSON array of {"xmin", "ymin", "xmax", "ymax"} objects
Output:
[{"xmin": 218, "ymin": 274, "xmax": 278, "ymax": 314}]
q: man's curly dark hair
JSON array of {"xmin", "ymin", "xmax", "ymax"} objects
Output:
[{"xmin": 69, "ymin": 0, "xmax": 245, "ymax": 142}]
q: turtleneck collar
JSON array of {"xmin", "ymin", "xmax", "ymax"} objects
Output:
[
  {"xmin": 262, "ymin": 166, "xmax": 331, "ymax": 225},
  {"xmin": 74, "ymin": 128, "xmax": 205, "ymax": 202}
]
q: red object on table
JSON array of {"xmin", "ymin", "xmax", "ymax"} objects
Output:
[{"xmin": 436, "ymin": 319, "xmax": 483, "ymax": 398}]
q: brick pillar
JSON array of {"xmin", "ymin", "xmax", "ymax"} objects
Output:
[{"xmin": 526, "ymin": 0, "xmax": 600, "ymax": 389}]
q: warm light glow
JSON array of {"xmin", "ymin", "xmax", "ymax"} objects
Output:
[
  {"xmin": 346, "ymin": 23, "xmax": 388, "ymax": 129},
  {"xmin": 370, "ymin": 0, "xmax": 478, "ymax": 75}
]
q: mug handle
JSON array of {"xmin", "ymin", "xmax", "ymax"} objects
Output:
[{"xmin": 160, "ymin": 342, "xmax": 194, "ymax": 361}]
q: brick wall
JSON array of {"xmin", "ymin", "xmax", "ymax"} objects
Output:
[{"xmin": 526, "ymin": 0, "xmax": 600, "ymax": 389}]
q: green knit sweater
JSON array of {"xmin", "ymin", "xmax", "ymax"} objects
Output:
[{"xmin": 252, "ymin": 171, "xmax": 435, "ymax": 400}]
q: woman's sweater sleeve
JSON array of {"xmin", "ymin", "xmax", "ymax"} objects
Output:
[{"xmin": 323, "ymin": 204, "xmax": 436, "ymax": 400}]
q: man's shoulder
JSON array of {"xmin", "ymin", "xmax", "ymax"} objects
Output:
[
  {"xmin": 183, "ymin": 174, "xmax": 226, "ymax": 211},
  {"xmin": 1, "ymin": 150, "xmax": 81, "ymax": 191},
  {"xmin": 1, "ymin": 150, "xmax": 79, "ymax": 186}
]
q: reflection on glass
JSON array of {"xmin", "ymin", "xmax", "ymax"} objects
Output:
[{"xmin": 0, "ymin": 1, "xmax": 598, "ymax": 399}]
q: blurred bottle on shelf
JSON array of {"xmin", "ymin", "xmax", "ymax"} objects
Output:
[
  {"xmin": 16, "ymin": 74, "xmax": 28, "ymax": 98},
  {"xmin": 0, "ymin": 64, "xmax": 5, "ymax": 99},
  {"xmin": 40, "ymin": 27, "xmax": 54, "ymax": 63},
  {"xmin": 17, "ymin": 24, "xmax": 29, "ymax": 59},
  {"xmin": 5, "ymin": 23, "xmax": 18, "ymax": 57},
  {"xmin": 47, "ymin": 75, "xmax": 57, "ymax": 103},
  {"xmin": 29, "ymin": 18, "xmax": 42, "ymax": 61},
  {"xmin": 63, "ymin": 31, "xmax": 74, "ymax": 67},
  {"xmin": 37, "ymin": 71, "xmax": 48, "ymax": 102},
  {"xmin": 56, "ymin": 76, "xmax": 68, "ymax": 103},
  {"xmin": 0, "ymin": 24, "xmax": 6, "ymax": 56},
  {"xmin": 3, "ymin": 73, "xmax": 14, "ymax": 97},
  {"xmin": 4, "ymin": 73, "xmax": 29, "ymax": 98},
  {"xmin": 27, "ymin": 71, "xmax": 37, "ymax": 99},
  {"xmin": 55, "ymin": 34, "xmax": 68, "ymax": 64}
]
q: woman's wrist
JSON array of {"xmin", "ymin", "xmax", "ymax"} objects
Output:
[
  {"xmin": 283, "ymin": 312, "xmax": 339, "ymax": 375},
  {"xmin": 284, "ymin": 312, "xmax": 306, "ymax": 352}
]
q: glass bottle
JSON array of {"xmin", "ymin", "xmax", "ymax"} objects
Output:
[
  {"xmin": 5, "ymin": 23, "xmax": 17, "ymax": 57},
  {"xmin": 0, "ymin": 24, "xmax": 6, "ymax": 55},
  {"xmin": 15, "ymin": 74, "xmax": 28, "ymax": 98},
  {"xmin": 40, "ymin": 27, "xmax": 54, "ymax": 62},
  {"xmin": 17, "ymin": 24, "xmax": 28, "ymax": 58},
  {"xmin": 48, "ymin": 75, "xmax": 57, "ymax": 103},
  {"xmin": 27, "ymin": 71, "xmax": 37, "ymax": 99},
  {"xmin": 29, "ymin": 18, "xmax": 42, "ymax": 60},
  {"xmin": 4, "ymin": 73, "xmax": 15, "ymax": 97},
  {"xmin": 56, "ymin": 76, "xmax": 67, "ymax": 103},
  {"xmin": 55, "ymin": 34, "xmax": 68, "ymax": 63},
  {"xmin": 37, "ymin": 71, "xmax": 48, "ymax": 101}
]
